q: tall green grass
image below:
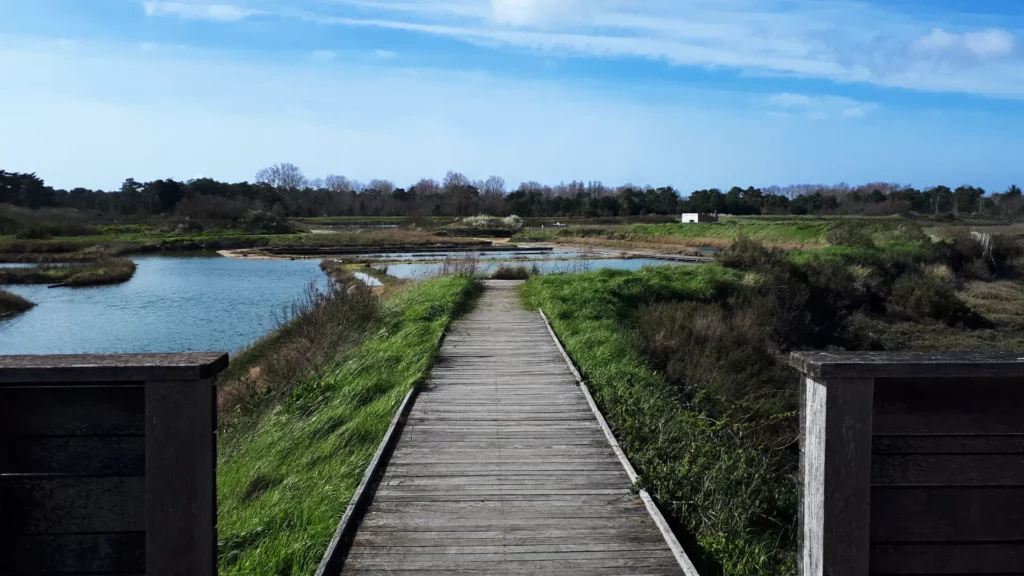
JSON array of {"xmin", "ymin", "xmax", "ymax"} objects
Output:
[
  {"xmin": 217, "ymin": 275, "xmax": 480, "ymax": 576},
  {"xmin": 524, "ymin": 266, "xmax": 799, "ymax": 576}
]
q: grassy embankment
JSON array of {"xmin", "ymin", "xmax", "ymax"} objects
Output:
[
  {"xmin": 524, "ymin": 230, "xmax": 1024, "ymax": 576},
  {"xmin": 514, "ymin": 216, "xmax": 927, "ymax": 252},
  {"xmin": 0, "ymin": 290, "xmax": 34, "ymax": 318},
  {"xmin": 0, "ymin": 258, "xmax": 137, "ymax": 286},
  {"xmin": 217, "ymin": 273, "xmax": 481, "ymax": 575},
  {"xmin": 0, "ymin": 227, "xmax": 486, "ymax": 263}
]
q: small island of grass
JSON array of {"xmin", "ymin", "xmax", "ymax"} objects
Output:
[
  {"xmin": 0, "ymin": 257, "xmax": 137, "ymax": 287},
  {"xmin": 0, "ymin": 289, "xmax": 34, "ymax": 318}
]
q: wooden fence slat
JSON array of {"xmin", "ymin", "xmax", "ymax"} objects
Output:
[{"xmin": 145, "ymin": 378, "xmax": 216, "ymax": 576}]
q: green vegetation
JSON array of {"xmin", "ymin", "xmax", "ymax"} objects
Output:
[
  {"xmin": 217, "ymin": 274, "xmax": 480, "ymax": 575},
  {"xmin": 514, "ymin": 217, "xmax": 926, "ymax": 250},
  {"xmin": 0, "ymin": 290, "xmax": 34, "ymax": 318},
  {"xmin": 524, "ymin": 232, "xmax": 1024, "ymax": 576},
  {"xmin": 0, "ymin": 258, "xmax": 137, "ymax": 287},
  {"xmin": 490, "ymin": 264, "xmax": 540, "ymax": 280}
]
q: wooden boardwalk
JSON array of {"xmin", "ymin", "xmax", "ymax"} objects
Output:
[{"xmin": 342, "ymin": 280, "xmax": 688, "ymax": 575}]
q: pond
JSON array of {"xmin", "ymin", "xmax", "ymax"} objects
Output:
[
  {"xmin": 0, "ymin": 255, "xmax": 326, "ymax": 355},
  {"xmin": 0, "ymin": 254, "xmax": 689, "ymax": 355}
]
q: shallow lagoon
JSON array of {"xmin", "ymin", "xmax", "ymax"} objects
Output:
[{"xmin": 0, "ymin": 254, "xmax": 687, "ymax": 354}]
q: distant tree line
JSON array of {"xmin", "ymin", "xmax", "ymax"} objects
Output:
[{"xmin": 2, "ymin": 165, "xmax": 1022, "ymax": 221}]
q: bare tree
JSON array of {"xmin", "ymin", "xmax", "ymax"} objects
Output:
[
  {"xmin": 367, "ymin": 179, "xmax": 396, "ymax": 195},
  {"xmin": 481, "ymin": 175, "xmax": 506, "ymax": 196},
  {"xmin": 324, "ymin": 174, "xmax": 354, "ymax": 193},
  {"xmin": 255, "ymin": 163, "xmax": 307, "ymax": 190}
]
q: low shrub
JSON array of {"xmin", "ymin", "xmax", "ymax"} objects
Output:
[
  {"xmin": 490, "ymin": 264, "xmax": 539, "ymax": 280},
  {"xmin": 888, "ymin": 272, "xmax": 982, "ymax": 326},
  {"xmin": 219, "ymin": 271, "xmax": 379, "ymax": 419},
  {"xmin": 63, "ymin": 258, "xmax": 137, "ymax": 287},
  {"xmin": 827, "ymin": 221, "xmax": 875, "ymax": 247},
  {"xmin": 237, "ymin": 210, "xmax": 294, "ymax": 234}
]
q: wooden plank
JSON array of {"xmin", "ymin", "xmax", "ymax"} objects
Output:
[
  {"xmin": 9, "ymin": 533, "xmax": 145, "ymax": 574},
  {"xmin": 869, "ymin": 543, "xmax": 1024, "ymax": 574},
  {"xmin": 0, "ymin": 385, "xmax": 144, "ymax": 435},
  {"xmin": 873, "ymin": 434, "xmax": 1024, "ymax": 455},
  {"xmin": 870, "ymin": 487, "xmax": 1024, "ymax": 543},
  {"xmin": 335, "ymin": 281, "xmax": 689, "ymax": 575},
  {"xmin": 871, "ymin": 454, "xmax": 1024, "ymax": 486},
  {"xmin": 800, "ymin": 376, "xmax": 874, "ymax": 576},
  {"xmin": 873, "ymin": 378, "xmax": 1024, "ymax": 435},
  {"xmin": 789, "ymin": 351, "xmax": 1024, "ymax": 379},
  {"xmin": 145, "ymin": 378, "xmax": 216, "ymax": 576},
  {"xmin": 1, "ymin": 435, "xmax": 144, "ymax": 475},
  {"xmin": 0, "ymin": 352, "xmax": 228, "ymax": 383},
  {"xmin": 0, "ymin": 475, "xmax": 144, "ymax": 534}
]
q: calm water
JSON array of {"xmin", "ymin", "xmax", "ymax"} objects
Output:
[
  {"xmin": 0, "ymin": 256, "xmax": 326, "ymax": 355},
  {"xmin": 378, "ymin": 258, "xmax": 688, "ymax": 279},
  {"xmin": 355, "ymin": 250, "xmax": 584, "ymax": 262},
  {"xmin": 1, "ymin": 254, "xmax": 687, "ymax": 355}
]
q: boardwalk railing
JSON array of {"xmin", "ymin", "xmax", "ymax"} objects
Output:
[
  {"xmin": 0, "ymin": 353, "xmax": 228, "ymax": 576},
  {"xmin": 790, "ymin": 351, "xmax": 1024, "ymax": 576}
]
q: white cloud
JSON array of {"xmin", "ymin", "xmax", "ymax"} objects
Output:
[
  {"xmin": 770, "ymin": 93, "xmax": 813, "ymax": 107},
  {"xmin": 311, "ymin": 49, "xmax": 337, "ymax": 61},
  {"xmin": 768, "ymin": 92, "xmax": 878, "ymax": 120},
  {"xmin": 142, "ymin": 1, "xmax": 264, "ymax": 22},
  {"xmin": 374, "ymin": 49, "xmax": 397, "ymax": 59},
  {"xmin": 912, "ymin": 27, "xmax": 1015, "ymax": 58},
  {"xmin": 303, "ymin": 1, "xmax": 1024, "ymax": 99}
]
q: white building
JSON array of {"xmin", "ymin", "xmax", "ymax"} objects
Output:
[{"xmin": 681, "ymin": 213, "xmax": 719, "ymax": 224}]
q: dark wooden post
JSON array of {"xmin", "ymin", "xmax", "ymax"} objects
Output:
[
  {"xmin": 0, "ymin": 353, "xmax": 227, "ymax": 576},
  {"xmin": 791, "ymin": 352, "xmax": 1024, "ymax": 576}
]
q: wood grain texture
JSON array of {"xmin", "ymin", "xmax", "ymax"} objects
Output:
[
  {"xmin": 145, "ymin": 378, "xmax": 216, "ymax": 576},
  {"xmin": 870, "ymin": 487, "xmax": 1024, "ymax": 543},
  {"xmin": 789, "ymin": 351, "xmax": 1024, "ymax": 379},
  {"xmin": 800, "ymin": 377, "xmax": 874, "ymax": 576},
  {"xmin": 8, "ymin": 533, "xmax": 145, "ymax": 574},
  {"xmin": 0, "ymin": 475, "xmax": 145, "ymax": 534},
  {"xmin": 0, "ymin": 385, "xmax": 144, "ymax": 435},
  {"xmin": 0, "ymin": 353, "xmax": 228, "ymax": 383},
  {"xmin": 339, "ymin": 281, "xmax": 688, "ymax": 575}
]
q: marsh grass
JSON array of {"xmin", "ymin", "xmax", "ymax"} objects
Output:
[
  {"xmin": 218, "ymin": 271, "xmax": 379, "ymax": 422},
  {"xmin": 0, "ymin": 257, "xmax": 137, "ymax": 286},
  {"xmin": 490, "ymin": 264, "xmax": 540, "ymax": 280},
  {"xmin": 522, "ymin": 232, "xmax": 1024, "ymax": 576},
  {"xmin": 217, "ymin": 274, "xmax": 481, "ymax": 576},
  {"xmin": 0, "ymin": 289, "xmax": 34, "ymax": 317}
]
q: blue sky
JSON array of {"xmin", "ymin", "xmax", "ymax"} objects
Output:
[{"xmin": 1, "ymin": 0, "xmax": 1024, "ymax": 192}]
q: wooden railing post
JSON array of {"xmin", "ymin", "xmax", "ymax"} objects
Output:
[
  {"xmin": 145, "ymin": 378, "xmax": 217, "ymax": 576},
  {"xmin": 800, "ymin": 375, "xmax": 874, "ymax": 576},
  {"xmin": 791, "ymin": 351, "xmax": 1024, "ymax": 576},
  {"xmin": 0, "ymin": 353, "xmax": 227, "ymax": 576}
]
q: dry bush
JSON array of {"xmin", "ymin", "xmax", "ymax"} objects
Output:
[
  {"xmin": 218, "ymin": 271, "xmax": 379, "ymax": 419},
  {"xmin": 490, "ymin": 264, "xmax": 539, "ymax": 280},
  {"xmin": 438, "ymin": 251, "xmax": 480, "ymax": 276}
]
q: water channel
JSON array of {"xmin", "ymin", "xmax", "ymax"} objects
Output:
[{"xmin": 0, "ymin": 253, "xmax": 689, "ymax": 355}]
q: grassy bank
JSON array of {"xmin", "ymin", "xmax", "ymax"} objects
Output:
[
  {"xmin": 524, "ymin": 232, "xmax": 1024, "ymax": 576},
  {"xmin": 514, "ymin": 216, "xmax": 925, "ymax": 250},
  {"xmin": 0, "ymin": 290, "xmax": 34, "ymax": 318},
  {"xmin": 0, "ymin": 227, "xmax": 486, "ymax": 262},
  {"xmin": 0, "ymin": 258, "xmax": 137, "ymax": 286},
  {"xmin": 217, "ymin": 274, "xmax": 480, "ymax": 575}
]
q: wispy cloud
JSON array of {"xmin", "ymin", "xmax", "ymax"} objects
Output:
[
  {"xmin": 301, "ymin": 0, "xmax": 1024, "ymax": 99},
  {"xmin": 768, "ymin": 92, "xmax": 878, "ymax": 120},
  {"xmin": 374, "ymin": 49, "xmax": 398, "ymax": 59},
  {"xmin": 311, "ymin": 49, "xmax": 338, "ymax": 61},
  {"xmin": 142, "ymin": 1, "xmax": 264, "ymax": 22}
]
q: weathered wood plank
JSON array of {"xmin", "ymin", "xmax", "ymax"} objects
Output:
[
  {"xmin": 0, "ymin": 353, "xmax": 228, "ymax": 383},
  {"xmin": 1, "ymin": 435, "xmax": 144, "ymax": 475},
  {"xmin": 9, "ymin": 533, "xmax": 145, "ymax": 573},
  {"xmin": 335, "ymin": 281, "xmax": 689, "ymax": 575},
  {"xmin": 145, "ymin": 378, "xmax": 216, "ymax": 576},
  {"xmin": 870, "ymin": 487, "xmax": 1024, "ymax": 543},
  {"xmin": 871, "ymin": 454, "xmax": 1024, "ymax": 486},
  {"xmin": 789, "ymin": 351, "xmax": 1024, "ymax": 379},
  {"xmin": 869, "ymin": 543, "xmax": 1024, "ymax": 574},
  {"xmin": 873, "ymin": 378, "xmax": 1024, "ymax": 435},
  {"xmin": 0, "ymin": 385, "xmax": 144, "ymax": 435},
  {"xmin": 873, "ymin": 434, "xmax": 1024, "ymax": 455},
  {"xmin": 0, "ymin": 476, "xmax": 144, "ymax": 534}
]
